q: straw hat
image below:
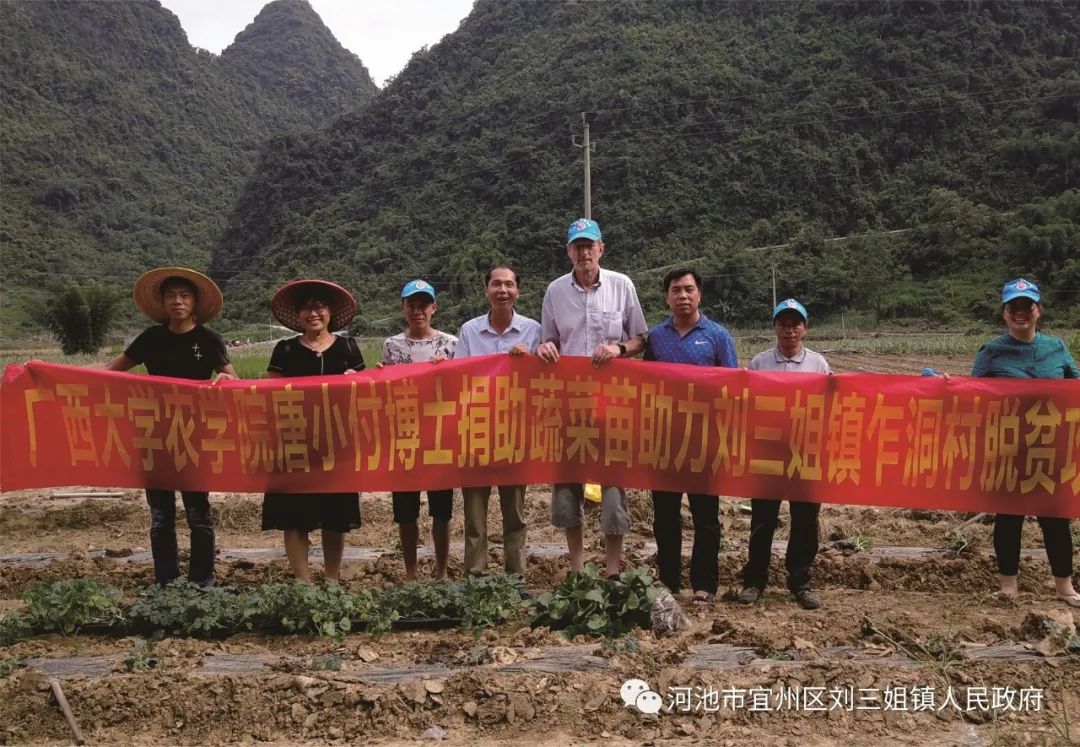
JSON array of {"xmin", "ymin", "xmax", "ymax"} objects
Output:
[
  {"xmin": 132, "ymin": 267, "xmax": 223, "ymax": 324},
  {"xmin": 270, "ymin": 279, "xmax": 357, "ymax": 332}
]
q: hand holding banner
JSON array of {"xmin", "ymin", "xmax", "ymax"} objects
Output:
[{"xmin": 2, "ymin": 357, "xmax": 1077, "ymax": 517}]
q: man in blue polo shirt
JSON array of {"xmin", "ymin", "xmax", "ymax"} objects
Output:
[{"xmin": 644, "ymin": 268, "xmax": 736, "ymax": 605}]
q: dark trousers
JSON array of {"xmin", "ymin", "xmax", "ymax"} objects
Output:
[
  {"xmin": 741, "ymin": 498, "xmax": 820, "ymax": 592},
  {"xmin": 993, "ymin": 514, "xmax": 1073, "ymax": 578},
  {"xmin": 146, "ymin": 489, "xmax": 215, "ymax": 586},
  {"xmin": 651, "ymin": 491, "xmax": 721, "ymax": 594}
]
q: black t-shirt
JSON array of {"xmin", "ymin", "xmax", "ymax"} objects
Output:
[
  {"xmin": 124, "ymin": 325, "xmax": 230, "ymax": 380},
  {"xmin": 267, "ymin": 335, "xmax": 365, "ymax": 377}
]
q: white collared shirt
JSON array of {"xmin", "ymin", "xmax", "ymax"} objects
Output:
[
  {"xmin": 540, "ymin": 268, "xmax": 648, "ymax": 356},
  {"xmin": 456, "ymin": 311, "xmax": 541, "ymax": 358}
]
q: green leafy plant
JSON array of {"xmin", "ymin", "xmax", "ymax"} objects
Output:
[
  {"xmin": 527, "ymin": 563, "xmax": 658, "ymax": 639},
  {"xmin": 459, "ymin": 574, "xmax": 526, "ymax": 632},
  {"xmin": 23, "ymin": 579, "xmax": 124, "ymax": 634},
  {"xmin": 600, "ymin": 631, "xmax": 641, "ymax": 655},
  {"xmin": 850, "ymin": 535, "xmax": 872, "ymax": 551},
  {"xmin": 244, "ymin": 582, "xmax": 375, "ymax": 642},
  {"xmin": 128, "ymin": 581, "xmax": 246, "ymax": 637},
  {"xmin": 123, "ymin": 639, "xmax": 157, "ymax": 672},
  {"xmin": 375, "ymin": 580, "xmax": 464, "ymax": 622},
  {"xmin": 0, "ymin": 613, "xmax": 32, "ymax": 646},
  {"xmin": 0, "ymin": 658, "xmax": 21, "ymax": 678}
]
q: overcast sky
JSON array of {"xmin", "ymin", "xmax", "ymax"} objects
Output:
[{"xmin": 159, "ymin": 0, "xmax": 475, "ymax": 87}]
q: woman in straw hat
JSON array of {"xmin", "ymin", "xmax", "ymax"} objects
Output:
[
  {"xmin": 971, "ymin": 278, "xmax": 1079, "ymax": 608},
  {"xmin": 263, "ymin": 279, "xmax": 365, "ymax": 582},
  {"xmin": 106, "ymin": 267, "xmax": 237, "ymax": 586}
]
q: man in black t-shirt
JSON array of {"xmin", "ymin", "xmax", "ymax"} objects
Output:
[{"xmin": 106, "ymin": 268, "xmax": 237, "ymax": 585}]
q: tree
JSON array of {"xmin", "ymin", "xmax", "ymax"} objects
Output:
[{"xmin": 45, "ymin": 283, "xmax": 120, "ymax": 354}]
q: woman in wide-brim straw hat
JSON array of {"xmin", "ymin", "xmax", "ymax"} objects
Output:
[
  {"xmin": 971, "ymin": 278, "xmax": 1079, "ymax": 608},
  {"xmin": 106, "ymin": 267, "xmax": 237, "ymax": 587},
  {"xmin": 262, "ymin": 279, "xmax": 366, "ymax": 582}
]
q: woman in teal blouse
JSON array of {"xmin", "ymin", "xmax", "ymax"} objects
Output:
[{"xmin": 971, "ymin": 278, "xmax": 1078, "ymax": 608}]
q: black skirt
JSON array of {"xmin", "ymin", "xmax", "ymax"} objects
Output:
[{"xmin": 261, "ymin": 492, "xmax": 362, "ymax": 533}]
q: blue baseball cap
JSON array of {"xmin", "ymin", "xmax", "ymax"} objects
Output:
[
  {"xmin": 401, "ymin": 279, "xmax": 436, "ymax": 300},
  {"xmin": 1001, "ymin": 278, "xmax": 1039, "ymax": 304},
  {"xmin": 566, "ymin": 218, "xmax": 602, "ymax": 243},
  {"xmin": 772, "ymin": 298, "xmax": 808, "ymax": 322}
]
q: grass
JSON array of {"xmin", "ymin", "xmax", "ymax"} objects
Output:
[
  {"xmin": 3, "ymin": 327, "xmax": 1073, "ymax": 375},
  {"xmin": 850, "ymin": 535, "xmax": 873, "ymax": 551},
  {"xmin": 0, "ymin": 337, "xmax": 384, "ymax": 379}
]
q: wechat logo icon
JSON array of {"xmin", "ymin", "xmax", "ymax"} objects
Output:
[{"xmin": 620, "ymin": 678, "xmax": 663, "ymax": 715}]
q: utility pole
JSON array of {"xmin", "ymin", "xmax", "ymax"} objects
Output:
[
  {"xmin": 571, "ymin": 112, "xmax": 595, "ymax": 218},
  {"xmin": 771, "ymin": 263, "xmax": 777, "ymax": 309}
]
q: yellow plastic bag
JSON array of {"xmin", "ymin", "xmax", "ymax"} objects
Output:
[{"xmin": 584, "ymin": 483, "xmax": 602, "ymax": 503}]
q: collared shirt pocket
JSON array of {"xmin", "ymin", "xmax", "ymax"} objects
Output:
[{"xmin": 602, "ymin": 310, "xmax": 623, "ymax": 342}]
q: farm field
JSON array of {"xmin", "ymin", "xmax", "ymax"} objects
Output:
[{"xmin": 0, "ymin": 339, "xmax": 1077, "ymax": 745}]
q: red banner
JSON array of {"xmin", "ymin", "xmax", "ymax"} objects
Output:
[{"xmin": 1, "ymin": 358, "xmax": 1078, "ymax": 517}]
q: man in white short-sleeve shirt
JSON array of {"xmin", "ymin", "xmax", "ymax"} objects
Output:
[
  {"xmin": 537, "ymin": 218, "xmax": 648, "ymax": 578},
  {"xmin": 456, "ymin": 265, "xmax": 540, "ymax": 580},
  {"xmin": 738, "ymin": 298, "xmax": 831, "ymax": 611}
]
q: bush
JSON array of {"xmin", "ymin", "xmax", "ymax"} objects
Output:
[
  {"xmin": 128, "ymin": 581, "xmax": 246, "ymax": 637},
  {"xmin": 23, "ymin": 579, "xmax": 124, "ymax": 634},
  {"xmin": 44, "ymin": 283, "xmax": 121, "ymax": 354}
]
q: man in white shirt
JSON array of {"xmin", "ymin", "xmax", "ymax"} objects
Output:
[
  {"xmin": 456, "ymin": 265, "xmax": 541, "ymax": 579},
  {"xmin": 537, "ymin": 218, "xmax": 648, "ymax": 578},
  {"xmin": 738, "ymin": 298, "xmax": 831, "ymax": 610}
]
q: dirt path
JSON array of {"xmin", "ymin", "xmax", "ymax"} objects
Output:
[{"xmin": 1, "ymin": 487, "xmax": 1077, "ymax": 744}]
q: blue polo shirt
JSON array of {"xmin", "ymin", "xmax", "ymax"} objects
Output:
[{"xmin": 644, "ymin": 314, "xmax": 738, "ymax": 367}]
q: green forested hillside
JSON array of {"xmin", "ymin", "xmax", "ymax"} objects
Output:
[
  {"xmin": 212, "ymin": 0, "xmax": 1080, "ymax": 334},
  {"xmin": 0, "ymin": 0, "xmax": 376, "ymax": 339},
  {"xmin": 220, "ymin": 0, "xmax": 377, "ymax": 120}
]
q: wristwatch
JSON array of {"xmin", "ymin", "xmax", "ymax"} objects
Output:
[{"xmin": 616, "ymin": 343, "xmax": 627, "ymax": 357}]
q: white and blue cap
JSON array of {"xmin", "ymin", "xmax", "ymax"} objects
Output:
[
  {"xmin": 1001, "ymin": 278, "xmax": 1039, "ymax": 304},
  {"xmin": 772, "ymin": 298, "xmax": 808, "ymax": 322},
  {"xmin": 566, "ymin": 218, "xmax": 602, "ymax": 243},
  {"xmin": 401, "ymin": 279, "xmax": 435, "ymax": 300}
]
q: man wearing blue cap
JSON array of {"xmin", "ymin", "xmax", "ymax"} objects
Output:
[
  {"xmin": 537, "ymin": 218, "xmax": 649, "ymax": 578},
  {"xmin": 971, "ymin": 278, "xmax": 1078, "ymax": 607},
  {"xmin": 737, "ymin": 298, "xmax": 831, "ymax": 610},
  {"xmin": 381, "ymin": 279, "xmax": 458, "ymax": 580}
]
